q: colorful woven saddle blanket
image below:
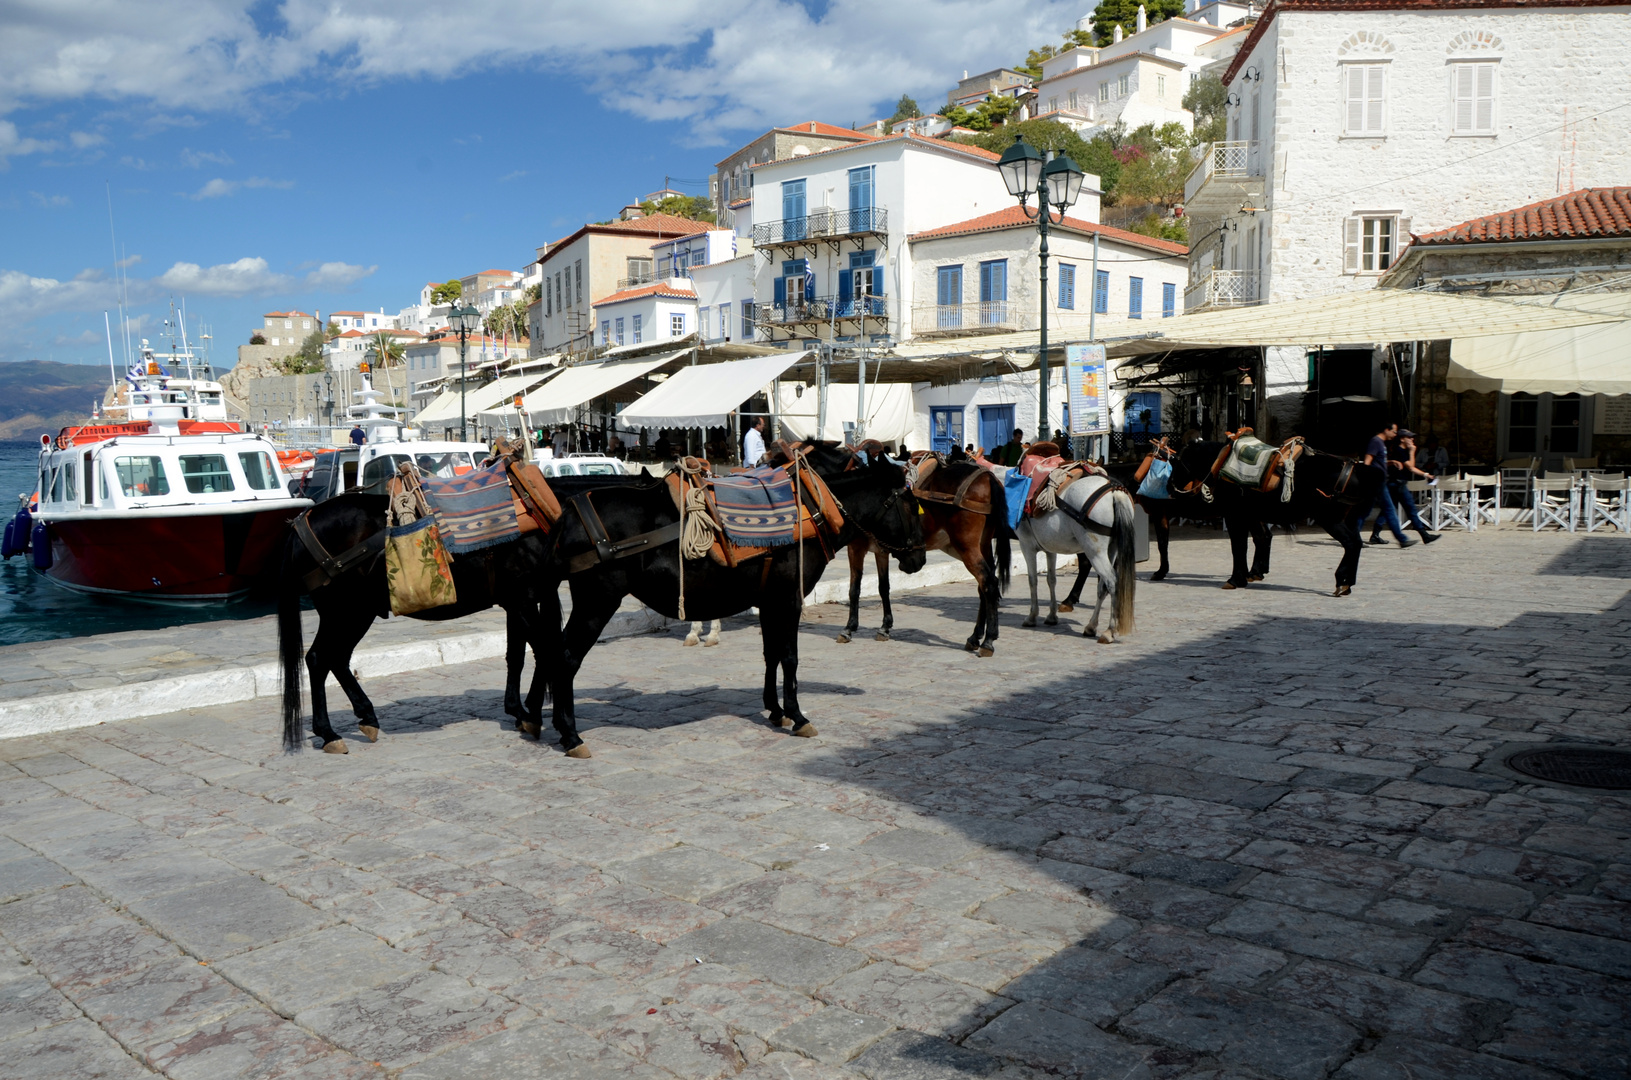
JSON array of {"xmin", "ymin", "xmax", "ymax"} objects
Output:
[
  {"xmin": 708, "ymin": 467, "xmax": 802, "ymax": 547},
  {"xmin": 1217, "ymin": 435, "xmax": 1278, "ymax": 488},
  {"xmin": 420, "ymin": 461, "xmax": 521, "ymax": 554}
]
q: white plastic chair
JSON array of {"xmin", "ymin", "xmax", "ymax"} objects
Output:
[
  {"xmin": 1432, "ymin": 476, "xmax": 1474, "ymax": 532},
  {"xmin": 1532, "ymin": 476, "xmax": 1576, "ymax": 532},
  {"xmin": 1584, "ymin": 473, "xmax": 1630, "ymax": 533},
  {"xmin": 1466, "ymin": 473, "xmax": 1501, "ymax": 529}
]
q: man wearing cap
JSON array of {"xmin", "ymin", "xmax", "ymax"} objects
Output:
[
  {"xmin": 1354, "ymin": 422, "xmax": 1416, "ymax": 548},
  {"xmin": 1369, "ymin": 428, "xmax": 1439, "ymax": 546}
]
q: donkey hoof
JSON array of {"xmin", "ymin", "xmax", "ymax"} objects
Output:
[
  {"xmin": 978, "ymin": 646, "xmax": 994, "ymax": 658},
  {"xmin": 321, "ymin": 739, "xmax": 349, "ymax": 755},
  {"xmin": 835, "ymin": 633, "xmax": 852, "ymax": 644},
  {"xmin": 358, "ymin": 725, "xmax": 380, "ymax": 742},
  {"xmin": 1058, "ymin": 602, "xmax": 1075, "ymax": 612},
  {"xmin": 790, "ymin": 722, "xmax": 819, "ymax": 738},
  {"xmin": 1021, "ymin": 617, "xmax": 1037, "ymax": 628},
  {"xmin": 1098, "ymin": 634, "xmax": 1115, "ymax": 645},
  {"xmin": 964, "ymin": 640, "xmax": 979, "ymax": 653},
  {"xmin": 1147, "ymin": 572, "xmax": 1167, "ymax": 583},
  {"xmin": 1222, "ymin": 582, "xmax": 1239, "ymax": 591},
  {"xmin": 1247, "ymin": 574, "xmax": 1265, "ymax": 583},
  {"xmin": 775, "ymin": 716, "xmax": 794, "ymax": 729},
  {"xmin": 518, "ymin": 721, "xmax": 542, "ymax": 739},
  {"xmin": 874, "ymin": 630, "xmax": 890, "ymax": 642},
  {"xmin": 565, "ymin": 743, "xmax": 593, "ymax": 759},
  {"xmin": 703, "ymin": 638, "xmax": 719, "ymax": 647},
  {"xmin": 683, "ymin": 637, "xmax": 698, "ymax": 647},
  {"xmin": 1333, "ymin": 585, "xmax": 1352, "ymax": 597},
  {"xmin": 1044, "ymin": 615, "xmax": 1058, "ymax": 626}
]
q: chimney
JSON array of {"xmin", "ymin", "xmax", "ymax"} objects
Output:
[
  {"xmin": 1113, "ymin": 24, "xmax": 1123, "ymax": 43},
  {"xmin": 809, "ymin": 122, "xmax": 816, "ymax": 132},
  {"xmin": 962, "ymin": 69, "xmax": 969, "ymax": 80},
  {"xmin": 1137, "ymin": 4, "xmax": 1147, "ymax": 32}
]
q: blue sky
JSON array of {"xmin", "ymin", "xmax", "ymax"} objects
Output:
[{"xmin": 0, "ymin": 0, "xmax": 1079, "ymax": 368}]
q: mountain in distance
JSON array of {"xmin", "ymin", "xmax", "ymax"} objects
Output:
[{"xmin": 0, "ymin": 361, "xmax": 115, "ymax": 440}]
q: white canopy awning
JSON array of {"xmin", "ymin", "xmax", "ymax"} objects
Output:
[
  {"xmin": 1105, "ymin": 289, "xmax": 1625, "ymax": 357},
  {"xmin": 619, "ymin": 352, "xmax": 808, "ymax": 428},
  {"xmin": 775, "ymin": 382, "xmax": 915, "ymax": 443},
  {"xmin": 415, "ymin": 372, "xmax": 555, "ymax": 425},
  {"xmin": 501, "ymin": 351, "xmax": 682, "ymax": 426}
]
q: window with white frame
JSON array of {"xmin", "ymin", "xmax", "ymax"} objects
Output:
[
  {"xmin": 601, "ymin": 320, "xmax": 611, "ymax": 345},
  {"xmin": 699, "ymin": 307, "xmax": 710, "ymax": 339},
  {"xmin": 1117, "ymin": 74, "xmax": 1129, "ymax": 97},
  {"xmin": 1451, "ymin": 61, "xmax": 1496, "ymax": 135},
  {"xmin": 1342, "ymin": 63, "xmax": 1387, "ymax": 136},
  {"xmin": 670, "ymin": 312, "xmax": 685, "ymax": 337},
  {"xmin": 633, "ymin": 314, "xmax": 643, "ymax": 343},
  {"xmin": 1157, "ymin": 75, "xmax": 1166, "ymax": 98},
  {"xmin": 1098, "ymin": 81, "xmax": 1110, "ymax": 102},
  {"xmin": 1068, "ymin": 90, "xmax": 1078, "ymax": 110},
  {"xmin": 615, "ymin": 317, "xmax": 625, "ymax": 345},
  {"xmin": 719, "ymin": 304, "xmax": 730, "ymax": 340},
  {"xmin": 741, "ymin": 301, "xmax": 755, "ymax": 340},
  {"xmin": 1049, "ymin": 96, "xmax": 1059, "ymax": 113},
  {"xmin": 1344, "ymin": 214, "xmax": 1408, "ymax": 274}
]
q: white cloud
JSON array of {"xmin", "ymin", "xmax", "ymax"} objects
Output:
[
  {"xmin": 0, "ymin": 1, "xmax": 1077, "ymax": 139},
  {"xmin": 29, "ymin": 191, "xmax": 70, "ymax": 208},
  {"xmin": 0, "ymin": 119, "xmax": 56, "ymax": 166},
  {"xmin": 180, "ymin": 146, "xmax": 232, "ymax": 168},
  {"xmin": 68, "ymin": 130, "xmax": 104, "ymax": 148},
  {"xmin": 188, "ymin": 176, "xmax": 294, "ymax": 199},
  {"xmin": 0, "ymin": 268, "xmax": 119, "ymax": 323},
  {"xmin": 304, "ymin": 262, "xmax": 376, "ymax": 289},
  {"xmin": 156, "ymin": 256, "xmax": 289, "ymax": 295}
]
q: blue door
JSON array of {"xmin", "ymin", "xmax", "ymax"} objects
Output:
[
  {"xmin": 1124, "ymin": 391, "xmax": 1162, "ymax": 436},
  {"xmin": 936, "ymin": 265, "xmax": 963, "ymax": 328},
  {"xmin": 929, "ymin": 406, "xmax": 963, "ymax": 455},
  {"xmin": 782, "ymin": 179, "xmax": 807, "ymax": 240},
  {"xmin": 848, "ymin": 166, "xmax": 874, "ymax": 232},
  {"xmin": 979, "ymin": 404, "xmax": 1015, "ymax": 455}
]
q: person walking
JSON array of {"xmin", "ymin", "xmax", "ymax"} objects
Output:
[
  {"xmin": 742, "ymin": 416, "xmax": 767, "ymax": 467},
  {"xmin": 992, "ymin": 428, "xmax": 1026, "ymax": 467},
  {"xmin": 1369, "ymin": 429, "xmax": 1439, "ymax": 545},
  {"xmin": 1355, "ymin": 421, "xmax": 1417, "ymax": 548}
]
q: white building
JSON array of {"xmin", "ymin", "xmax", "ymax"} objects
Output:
[
  {"xmin": 1032, "ymin": 12, "xmax": 1234, "ymax": 136},
  {"xmin": 404, "ymin": 334, "xmax": 529, "ymax": 391},
  {"xmin": 692, "ymin": 254, "xmax": 759, "ymax": 346},
  {"xmin": 591, "ymin": 281, "xmax": 697, "ymax": 349},
  {"xmin": 323, "ymin": 328, "xmax": 423, "ymax": 371},
  {"xmin": 1187, "ymin": 0, "xmax": 1631, "ymax": 436},
  {"xmin": 327, "ymin": 309, "xmax": 399, "ymax": 333},
  {"xmin": 747, "ymin": 134, "xmax": 1026, "ymax": 347},
  {"xmin": 397, "ymin": 283, "xmax": 452, "ymax": 336}
]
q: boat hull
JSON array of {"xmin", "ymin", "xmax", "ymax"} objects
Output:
[{"xmin": 38, "ymin": 504, "xmax": 308, "ymax": 601}]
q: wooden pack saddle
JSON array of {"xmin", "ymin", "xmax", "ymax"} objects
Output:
[
  {"xmin": 664, "ymin": 456, "xmax": 846, "ymax": 568},
  {"xmin": 1208, "ymin": 428, "xmax": 1306, "ymax": 498}
]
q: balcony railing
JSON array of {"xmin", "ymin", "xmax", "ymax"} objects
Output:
[
  {"xmin": 758, "ymin": 294, "xmax": 889, "ymax": 326},
  {"xmin": 753, "ymin": 207, "xmax": 889, "ymax": 246},
  {"xmin": 616, "ymin": 268, "xmax": 693, "ymax": 290},
  {"xmin": 1185, "ymin": 270, "xmax": 1260, "ymax": 311},
  {"xmin": 909, "ymin": 302, "xmax": 1019, "ymax": 335},
  {"xmin": 1183, "ymin": 141, "xmax": 1264, "ymax": 205}
]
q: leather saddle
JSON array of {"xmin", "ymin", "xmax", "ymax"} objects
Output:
[
  {"xmin": 664, "ymin": 456, "xmax": 845, "ymax": 568},
  {"xmin": 1209, "ymin": 428, "xmax": 1306, "ymax": 495}
]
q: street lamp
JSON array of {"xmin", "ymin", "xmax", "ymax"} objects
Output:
[
  {"xmin": 997, "ymin": 136, "xmax": 1085, "ymax": 444},
  {"xmin": 323, "ymin": 372, "xmax": 333, "ymax": 430},
  {"xmin": 447, "ymin": 303, "xmax": 482, "ymax": 442}
]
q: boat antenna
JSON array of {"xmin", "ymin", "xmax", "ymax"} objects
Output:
[
  {"xmin": 105, "ymin": 182, "xmax": 129, "ymax": 369},
  {"xmin": 104, "ymin": 310, "xmax": 118, "ymax": 410}
]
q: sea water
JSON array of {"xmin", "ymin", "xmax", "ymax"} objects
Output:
[{"xmin": 0, "ymin": 441, "xmax": 277, "ymax": 645}]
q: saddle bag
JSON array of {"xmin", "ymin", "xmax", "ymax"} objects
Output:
[
  {"xmin": 1219, "ymin": 436, "xmax": 1278, "ymax": 488},
  {"xmin": 1137, "ymin": 458, "xmax": 1172, "ymax": 500},
  {"xmin": 384, "ymin": 468, "xmax": 458, "ymax": 615}
]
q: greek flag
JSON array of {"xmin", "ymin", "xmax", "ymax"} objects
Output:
[{"xmin": 803, "ymin": 263, "xmax": 814, "ymax": 297}]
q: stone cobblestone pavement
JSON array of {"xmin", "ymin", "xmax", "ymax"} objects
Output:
[{"xmin": 2, "ymin": 527, "xmax": 1628, "ymax": 1080}]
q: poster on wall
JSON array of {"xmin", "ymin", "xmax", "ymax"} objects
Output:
[
  {"xmin": 1595, "ymin": 394, "xmax": 1631, "ymax": 435},
  {"xmin": 1067, "ymin": 344, "xmax": 1109, "ymax": 436}
]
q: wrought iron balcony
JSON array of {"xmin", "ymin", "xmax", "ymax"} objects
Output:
[
  {"xmin": 752, "ymin": 207, "xmax": 889, "ymax": 247},
  {"xmin": 909, "ymin": 302, "xmax": 1019, "ymax": 336},
  {"xmin": 757, "ymin": 294, "xmax": 889, "ymax": 328},
  {"xmin": 1183, "ymin": 141, "xmax": 1265, "ymax": 209},
  {"xmin": 1184, "ymin": 270, "xmax": 1260, "ymax": 311},
  {"xmin": 615, "ymin": 268, "xmax": 693, "ymax": 290}
]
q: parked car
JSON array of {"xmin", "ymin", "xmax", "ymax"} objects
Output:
[{"xmin": 537, "ymin": 454, "xmax": 627, "ymax": 478}]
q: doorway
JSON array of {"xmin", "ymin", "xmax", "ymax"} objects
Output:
[
  {"xmin": 929, "ymin": 406, "xmax": 964, "ymax": 455},
  {"xmin": 979, "ymin": 404, "xmax": 1015, "ymax": 454},
  {"xmin": 1501, "ymin": 393, "xmax": 1592, "ymax": 470}
]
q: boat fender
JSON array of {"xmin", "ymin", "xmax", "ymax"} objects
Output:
[{"xmin": 30, "ymin": 521, "xmax": 51, "ymax": 570}]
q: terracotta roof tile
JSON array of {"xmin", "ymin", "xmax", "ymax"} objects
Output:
[
  {"xmin": 592, "ymin": 281, "xmax": 698, "ymax": 307},
  {"xmin": 1413, "ymin": 187, "xmax": 1631, "ymax": 246},
  {"xmin": 776, "ymin": 120, "xmax": 881, "ymax": 140},
  {"xmin": 749, "ymin": 132, "xmax": 1001, "ymax": 170},
  {"xmin": 909, "ymin": 206, "xmax": 1188, "ymax": 255}
]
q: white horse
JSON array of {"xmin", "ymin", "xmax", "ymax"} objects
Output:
[
  {"xmin": 1015, "ymin": 473, "xmax": 1138, "ymax": 643},
  {"xmin": 683, "ymin": 620, "xmax": 722, "ymax": 647}
]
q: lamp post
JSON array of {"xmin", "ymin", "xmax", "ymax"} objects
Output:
[
  {"xmin": 997, "ymin": 137, "xmax": 1086, "ymax": 443},
  {"xmin": 447, "ymin": 303, "xmax": 482, "ymax": 442},
  {"xmin": 323, "ymin": 372, "xmax": 333, "ymax": 431}
]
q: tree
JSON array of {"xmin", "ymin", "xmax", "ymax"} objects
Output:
[
  {"xmin": 1183, "ymin": 75, "xmax": 1228, "ymax": 143},
  {"xmin": 483, "ymin": 300, "xmax": 530, "ymax": 342},
  {"xmin": 1128, "ymin": 212, "xmax": 1189, "ymax": 244},
  {"xmin": 957, "ymin": 118, "xmax": 1122, "ymax": 198},
  {"xmin": 430, "ymin": 280, "xmax": 463, "ymax": 305},
  {"xmin": 889, "ymin": 94, "xmax": 921, "ymax": 122},
  {"xmin": 1016, "ymin": 28, "xmax": 1093, "ymax": 80},
  {"xmin": 639, "ymin": 195, "xmax": 715, "ymax": 223},
  {"xmin": 944, "ymin": 92, "xmax": 1021, "ymax": 133},
  {"xmin": 524, "ymin": 282, "xmax": 542, "ymax": 305},
  {"xmin": 367, "ymin": 332, "xmax": 405, "ymax": 368},
  {"xmin": 1111, "ymin": 122, "xmax": 1197, "ymax": 209},
  {"xmin": 324, "ymin": 320, "xmax": 341, "ymax": 340},
  {"xmin": 273, "ymin": 331, "xmax": 326, "ymax": 375},
  {"xmin": 249, "ymin": 331, "xmax": 266, "ymax": 345},
  {"xmin": 1089, "ymin": 0, "xmax": 1183, "ymax": 45}
]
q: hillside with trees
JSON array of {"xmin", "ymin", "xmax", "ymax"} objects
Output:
[{"xmin": 0, "ymin": 361, "xmax": 118, "ymax": 440}]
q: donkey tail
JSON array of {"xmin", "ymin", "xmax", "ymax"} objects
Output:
[
  {"xmin": 1112, "ymin": 488, "xmax": 1137, "ymax": 636},
  {"xmin": 988, "ymin": 476, "xmax": 1011, "ymax": 595},
  {"xmin": 277, "ymin": 543, "xmax": 306, "ymax": 752}
]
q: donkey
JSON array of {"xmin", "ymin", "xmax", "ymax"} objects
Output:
[
  {"xmin": 1170, "ymin": 439, "xmax": 1381, "ymax": 595},
  {"xmin": 276, "ymin": 474, "xmax": 642, "ymax": 753},
  {"xmin": 530, "ymin": 449, "xmax": 924, "ymax": 756},
  {"xmin": 801, "ymin": 443, "xmax": 1010, "ymax": 656},
  {"xmin": 1014, "ymin": 467, "xmax": 1139, "ymax": 643}
]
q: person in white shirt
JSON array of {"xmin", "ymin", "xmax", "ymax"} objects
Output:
[
  {"xmin": 552, "ymin": 429, "xmax": 568, "ymax": 458},
  {"xmin": 742, "ymin": 416, "xmax": 767, "ymax": 467}
]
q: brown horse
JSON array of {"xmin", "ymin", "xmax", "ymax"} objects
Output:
[{"xmin": 801, "ymin": 442, "xmax": 1010, "ymax": 656}]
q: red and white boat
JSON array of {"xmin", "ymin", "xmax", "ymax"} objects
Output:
[{"xmin": 11, "ymin": 342, "xmax": 312, "ymax": 601}]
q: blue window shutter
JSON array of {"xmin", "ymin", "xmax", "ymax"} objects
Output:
[
  {"xmin": 838, "ymin": 269, "xmax": 852, "ymax": 304},
  {"xmin": 1094, "ymin": 269, "xmax": 1109, "ymax": 314},
  {"xmin": 1163, "ymin": 282, "xmax": 1176, "ymax": 317},
  {"xmin": 979, "ymin": 262, "xmax": 991, "ymax": 302},
  {"xmin": 1129, "ymin": 276, "xmax": 1143, "ymax": 319},
  {"xmin": 774, "ymin": 277, "xmax": 786, "ymax": 305}
]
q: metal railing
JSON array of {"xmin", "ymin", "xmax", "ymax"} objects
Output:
[
  {"xmin": 759, "ymin": 294, "xmax": 889, "ymax": 325},
  {"xmin": 615, "ymin": 268, "xmax": 693, "ymax": 290},
  {"xmin": 753, "ymin": 207, "xmax": 889, "ymax": 246},
  {"xmin": 1183, "ymin": 140, "xmax": 1264, "ymax": 204},
  {"xmin": 910, "ymin": 302, "xmax": 1017, "ymax": 334},
  {"xmin": 1184, "ymin": 270, "xmax": 1260, "ymax": 310}
]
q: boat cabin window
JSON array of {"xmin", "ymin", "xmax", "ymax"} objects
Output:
[
  {"xmin": 238, "ymin": 451, "xmax": 279, "ymax": 491},
  {"xmin": 115, "ymin": 456, "xmax": 171, "ymax": 497},
  {"xmin": 179, "ymin": 454, "xmax": 236, "ymax": 494},
  {"xmin": 55, "ymin": 461, "xmax": 75, "ymax": 503},
  {"xmin": 83, "ymin": 452, "xmax": 94, "ymax": 504},
  {"xmin": 551, "ymin": 463, "xmax": 578, "ymax": 476},
  {"xmin": 361, "ymin": 454, "xmax": 411, "ymax": 487},
  {"xmin": 98, "ymin": 457, "xmax": 110, "ymax": 501},
  {"xmin": 576, "ymin": 462, "xmax": 621, "ymax": 475},
  {"xmin": 414, "ymin": 452, "xmax": 477, "ymax": 477}
]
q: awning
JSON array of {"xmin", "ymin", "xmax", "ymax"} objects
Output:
[
  {"xmin": 1449, "ymin": 319, "xmax": 1631, "ymax": 395},
  {"xmin": 414, "ymin": 372, "xmax": 555, "ymax": 426},
  {"xmin": 502, "ymin": 351, "xmax": 682, "ymax": 426},
  {"xmin": 619, "ymin": 353, "xmax": 808, "ymax": 428},
  {"xmin": 776, "ymin": 381, "xmax": 915, "ymax": 443},
  {"xmin": 1103, "ymin": 290, "xmax": 1624, "ymax": 357}
]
